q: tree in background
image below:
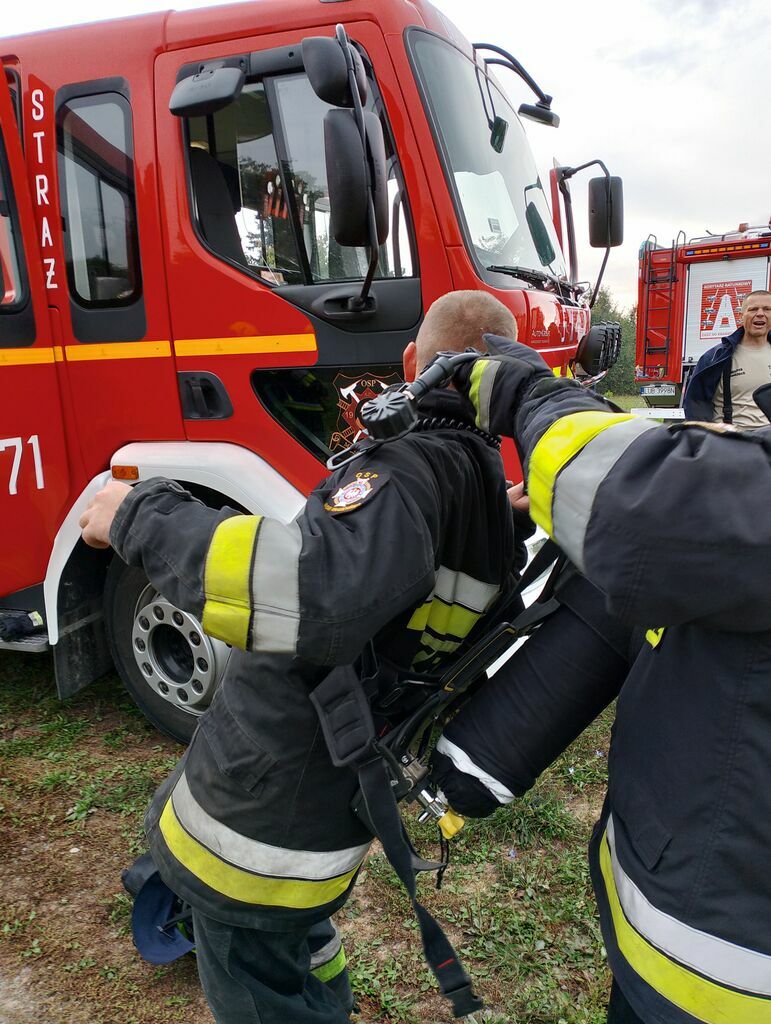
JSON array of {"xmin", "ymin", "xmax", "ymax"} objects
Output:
[{"xmin": 589, "ymin": 286, "xmax": 637, "ymax": 396}]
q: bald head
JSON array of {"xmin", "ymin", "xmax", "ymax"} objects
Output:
[{"xmin": 415, "ymin": 291, "xmax": 517, "ymax": 370}]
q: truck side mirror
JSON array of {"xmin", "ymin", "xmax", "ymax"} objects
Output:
[
  {"xmin": 324, "ymin": 108, "xmax": 388, "ymax": 248},
  {"xmin": 302, "ymin": 36, "xmax": 367, "ymax": 108},
  {"xmin": 588, "ymin": 175, "xmax": 624, "ymax": 248},
  {"xmin": 169, "ymin": 64, "xmax": 245, "ymax": 118}
]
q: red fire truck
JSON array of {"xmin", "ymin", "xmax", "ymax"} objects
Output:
[
  {"xmin": 636, "ymin": 222, "xmax": 771, "ymax": 405},
  {"xmin": 0, "ymin": 0, "xmax": 622, "ymax": 741}
]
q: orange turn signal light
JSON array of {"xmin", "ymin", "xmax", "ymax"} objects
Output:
[{"xmin": 112, "ymin": 465, "xmax": 139, "ymax": 481}]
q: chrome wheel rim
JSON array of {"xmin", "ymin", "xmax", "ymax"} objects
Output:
[{"xmin": 131, "ymin": 586, "xmax": 229, "ymax": 716}]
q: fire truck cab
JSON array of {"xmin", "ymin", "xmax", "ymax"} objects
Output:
[
  {"xmin": 636, "ymin": 222, "xmax": 771, "ymax": 406},
  {"xmin": 0, "ymin": 0, "xmax": 622, "ymax": 741}
]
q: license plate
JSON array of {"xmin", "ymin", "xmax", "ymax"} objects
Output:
[{"xmin": 640, "ymin": 384, "xmax": 676, "ymax": 397}]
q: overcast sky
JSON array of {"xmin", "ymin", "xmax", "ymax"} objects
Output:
[{"xmin": 3, "ymin": 0, "xmax": 769, "ymax": 310}]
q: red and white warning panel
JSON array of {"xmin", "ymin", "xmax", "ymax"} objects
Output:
[{"xmin": 684, "ymin": 257, "xmax": 770, "ymax": 362}]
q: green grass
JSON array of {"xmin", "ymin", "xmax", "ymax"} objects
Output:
[
  {"xmin": 603, "ymin": 393, "xmax": 638, "ymax": 412},
  {"xmin": 0, "ymin": 652, "xmax": 614, "ymax": 1024}
]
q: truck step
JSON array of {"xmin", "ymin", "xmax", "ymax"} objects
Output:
[
  {"xmin": 0, "ymin": 609, "xmax": 49, "ymax": 652},
  {"xmin": 0, "ymin": 632, "xmax": 50, "ymax": 653}
]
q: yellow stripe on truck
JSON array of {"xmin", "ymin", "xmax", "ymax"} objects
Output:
[
  {"xmin": 174, "ymin": 334, "xmax": 317, "ymax": 357},
  {"xmin": 7, "ymin": 336, "xmax": 317, "ymax": 363},
  {"xmin": 64, "ymin": 340, "xmax": 171, "ymax": 361},
  {"xmin": 0, "ymin": 347, "xmax": 62, "ymax": 366}
]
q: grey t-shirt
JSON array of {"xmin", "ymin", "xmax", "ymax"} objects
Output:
[{"xmin": 714, "ymin": 342, "xmax": 771, "ymax": 428}]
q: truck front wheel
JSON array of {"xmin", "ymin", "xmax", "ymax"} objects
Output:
[{"xmin": 104, "ymin": 557, "xmax": 230, "ymax": 744}]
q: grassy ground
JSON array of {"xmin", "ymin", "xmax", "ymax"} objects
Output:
[
  {"xmin": 0, "ymin": 654, "xmax": 613, "ymax": 1024},
  {"xmin": 602, "ymin": 394, "xmax": 637, "ymax": 412}
]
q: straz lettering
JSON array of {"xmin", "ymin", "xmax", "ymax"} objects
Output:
[{"xmin": 28, "ymin": 89, "xmax": 58, "ymax": 289}]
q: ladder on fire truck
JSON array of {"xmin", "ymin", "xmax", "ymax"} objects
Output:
[{"xmin": 640, "ymin": 230, "xmax": 684, "ymax": 377}]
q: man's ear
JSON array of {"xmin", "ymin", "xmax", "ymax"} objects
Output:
[{"xmin": 403, "ymin": 341, "xmax": 418, "ymax": 382}]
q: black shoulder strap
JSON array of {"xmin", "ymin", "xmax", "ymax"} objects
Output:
[
  {"xmin": 308, "ymin": 541, "xmax": 567, "ymax": 1019},
  {"xmin": 721, "ymin": 360, "xmax": 733, "ymax": 424},
  {"xmin": 309, "ymin": 661, "xmax": 483, "ymax": 1018}
]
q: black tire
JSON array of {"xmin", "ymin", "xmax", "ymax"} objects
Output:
[{"xmin": 104, "ymin": 556, "xmax": 229, "ymax": 744}]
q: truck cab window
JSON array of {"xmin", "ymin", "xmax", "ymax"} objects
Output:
[
  {"xmin": 0, "ymin": 136, "xmax": 26, "ymax": 314},
  {"xmin": 58, "ymin": 93, "xmax": 142, "ymax": 307},
  {"xmin": 185, "ymin": 68, "xmax": 414, "ymax": 286}
]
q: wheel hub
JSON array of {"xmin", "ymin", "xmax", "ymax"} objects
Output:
[{"xmin": 131, "ymin": 589, "xmax": 227, "ymax": 715}]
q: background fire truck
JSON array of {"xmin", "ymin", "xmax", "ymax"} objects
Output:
[
  {"xmin": 636, "ymin": 221, "xmax": 771, "ymax": 406},
  {"xmin": 0, "ymin": 0, "xmax": 622, "ymax": 742}
]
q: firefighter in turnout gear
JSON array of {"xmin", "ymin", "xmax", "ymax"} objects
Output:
[
  {"xmin": 445, "ymin": 334, "xmax": 771, "ymax": 1024},
  {"xmin": 80, "ymin": 292, "xmax": 531, "ymax": 1024}
]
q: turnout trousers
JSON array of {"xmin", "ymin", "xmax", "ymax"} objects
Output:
[
  {"xmin": 192, "ymin": 911, "xmax": 354, "ymax": 1024},
  {"xmin": 607, "ymin": 980, "xmax": 645, "ymax": 1024}
]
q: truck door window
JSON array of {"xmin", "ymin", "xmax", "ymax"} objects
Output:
[
  {"xmin": 58, "ymin": 93, "xmax": 142, "ymax": 308},
  {"xmin": 0, "ymin": 134, "xmax": 27, "ymax": 317},
  {"xmin": 185, "ymin": 65, "xmax": 414, "ymax": 286}
]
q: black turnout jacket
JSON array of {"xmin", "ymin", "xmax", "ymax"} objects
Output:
[
  {"xmin": 109, "ymin": 390, "xmax": 519, "ymax": 928},
  {"xmin": 512, "ymin": 375, "xmax": 771, "ymax": 1024}
]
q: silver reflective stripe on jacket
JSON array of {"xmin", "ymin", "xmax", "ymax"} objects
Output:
[
  {"xmin": 172, "ymin": 772, "xmax": 370, "ymax": 880},
  {"xmin": 607, "ymin": 814, "xmax": 771, "ymax": 995},
  {"xmin": 249, "ymin": 518, "xmax": 302, "ymax": 652},
  {"xmin": 551, "ymin": 418, "xmax": 656, "ymax": 571},
  {"xmin": 435, "ymin": 735, "xmax": 515, "ymax": 804},
  {"xmin": 432, "ymin": 566, "xmax": 500, "ymax": 613}
]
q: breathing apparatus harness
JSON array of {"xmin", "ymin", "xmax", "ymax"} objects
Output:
[
  {"xmin": 124, "ymin": 350, "xmax": 564, "ymax": 1019},
  {"xmin": 312, "ymin": 350, "xmax": 564, "ymax": 1018}
]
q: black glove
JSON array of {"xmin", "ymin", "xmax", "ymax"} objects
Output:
[{"xmin": 453, "ymin": 334, "xmax": 553, "ymax": 437}]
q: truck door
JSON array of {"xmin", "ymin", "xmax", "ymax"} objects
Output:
[
  {"xmin": 155, "ymin": 21, "xmax": 444, "ymax": 493},
  {"xmin": 0, "ymin": 66, "xmax": 70, "ymax": 600}
]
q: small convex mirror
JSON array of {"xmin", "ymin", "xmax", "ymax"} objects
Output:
[{"xmin": 169, "ymin": 65, "xmax": 245, "ymax": 118}]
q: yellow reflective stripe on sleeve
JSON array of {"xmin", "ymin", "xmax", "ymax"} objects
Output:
[
  {"xmin": 645, "ymin": 628, "xmax": 666, "ymax": 649},
  {"xmin": 407, "ymin": 599, "xmax": 482, "ymax": 639},
  {"xmin": 311, "ymin": 945, "xmax": 347, "ymax": 983},
  {"xmin": 468, "ymin": 360, "xmax": 486, "ymax": 428},
  {"xmin": 468, "ymin": 359, "xmax": 499, "ymax": 432},
  {"xmin": 528, "ymin": 412, "xmax": 635, "ymax": 536},
  {"xmin": 202, "ymin": 516, "xmax": 262, "ymax": 649},
  {"xmin": 412, "ymin": 636, "xmax": 463, "ymax": 665},
  {"xmin": 159, "ymin": 799, "xmax": 360, "ymax": 909},
  {"xmin": 599, "ymin": 831, "xmax": 771, "ymax": 1024}
]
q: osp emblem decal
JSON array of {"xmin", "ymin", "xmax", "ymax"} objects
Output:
[{"xmin": 328, "ymin": 371, "xmax": 401, "ymax": 452}]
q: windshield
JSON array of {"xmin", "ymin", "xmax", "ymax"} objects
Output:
[{"xmin": 410, "ymin": 31, "xmax": 566, "ymax": 281}]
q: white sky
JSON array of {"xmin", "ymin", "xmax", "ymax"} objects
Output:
[{"xmin": 4, "ymin": 0, "xmax": 770, "ymax": 310}]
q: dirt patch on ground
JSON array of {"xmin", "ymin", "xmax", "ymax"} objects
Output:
[
  {"xmin": 565, "ymin": 790, "xmax": 605, "ymax": 827},
  {"xmin": 1, "ymin": 655, "xmax": 611, "ymax": 1024}
]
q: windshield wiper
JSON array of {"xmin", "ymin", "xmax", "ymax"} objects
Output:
[{"xmin": 487, "ymin": 264, "xmax": 563, "ymax": 289}]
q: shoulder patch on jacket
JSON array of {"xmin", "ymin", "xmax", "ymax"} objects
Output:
[{"xmin": 324, "ymin": 470, "xmax": 389, "ymax": 515}]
